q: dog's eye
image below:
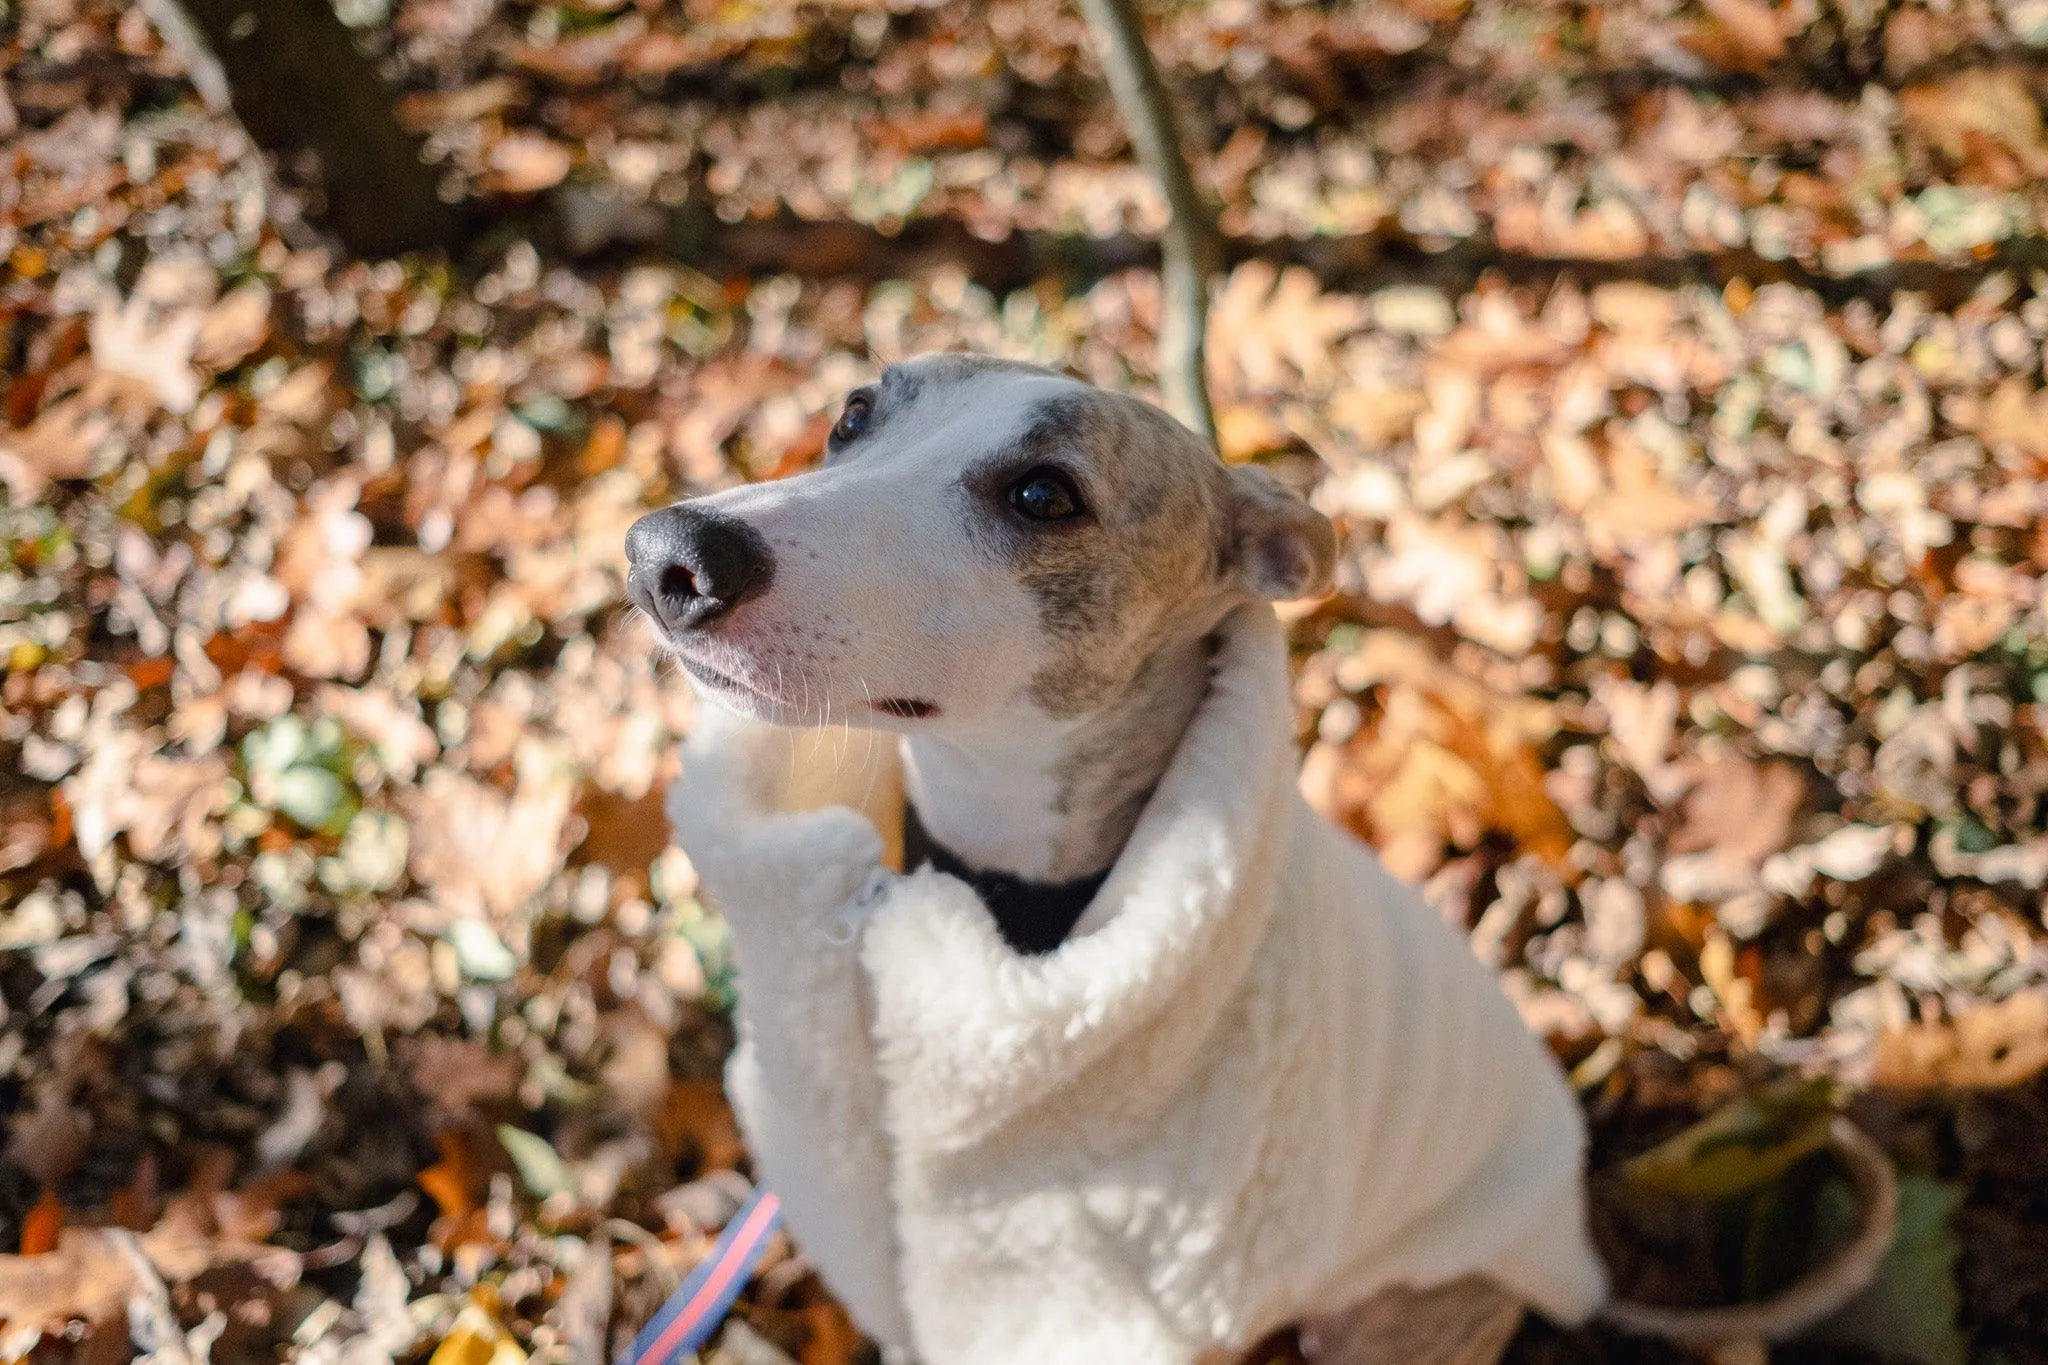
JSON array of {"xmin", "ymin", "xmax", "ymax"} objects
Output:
[
  {"xmin": 1007, "ymin": 468, "xmax": 1084, "ymax": 522},
  {"xmin": 832, "ymin": 392, "xmax": 874, "ymax": 443}
]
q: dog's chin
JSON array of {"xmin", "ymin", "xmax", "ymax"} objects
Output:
[
  {"xmin": 661, "ymin": 639, "xmax": 944, "ymax": 730},
  {"xmin": 674, "ymin": 654, "xmax": 810, "ymax": 725}
]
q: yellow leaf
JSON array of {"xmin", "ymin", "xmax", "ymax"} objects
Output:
[{"xmin": 431, "ymin": 1303, "xmax": 529, "ymax": 1365}]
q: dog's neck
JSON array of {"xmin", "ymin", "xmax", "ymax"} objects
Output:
[{"xmin": 899, "ymin": 633, "xmax": 1214, "ymax": 885}]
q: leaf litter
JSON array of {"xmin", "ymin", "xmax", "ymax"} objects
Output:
[{"xmin": 4, "ymin": 0, "xmax": 2048, "ymax": 1362}]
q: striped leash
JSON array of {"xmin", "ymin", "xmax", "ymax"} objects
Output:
[{"xmin": 620, "ymin": 1188, "xmax": 783, "ymax": 1365}]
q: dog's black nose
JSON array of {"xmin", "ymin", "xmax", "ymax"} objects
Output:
[{"xmin": 625, "ymin": 504, "xmax": 774, "ymax": 633}]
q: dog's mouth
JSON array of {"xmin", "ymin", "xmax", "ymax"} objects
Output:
[
  {"xmin": 870, "ymin": 697, "xmax": 940, "ymax": 720},
  {"xmin": 661, "ymin": 636, "xmax": 940, "ymax": 722},
  {"xmin": 676, "ymin": 654, "xmax": 791, "ymax": 709}
]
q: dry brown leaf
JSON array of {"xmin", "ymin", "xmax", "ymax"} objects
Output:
[
  {"xmin": 1883, "ymin": 6, "xmax": 1961, "ymax": 80},
  {"xmin": 0, "ymin": 386, "xmax": 112, "ymax": 502},
  {"xmin": 88, "ymin": 287, "xmax": 202, "ymax": 415},
  {"xmin": 407, "ymin": 741, "xmax": 576, "ymax": 919},
  {"xmin": 1967, "ymin": 377, "xmax": 2048, "ymax": 466},
  {"xmin": 193, "ymin": 283, "xmax": 272, "ymax": 370},
  {"xmin": 1581, "ymin": 439, "xmax": 1714, "ymax": 556},
  {"xmin": 1875, "ymin": 991, "xmax": 2048, "ymax": 1091},
  {"xmin": 1901, "ymin": 69, "xmax": 2048, "ymax": 186},
  {"xmin": 20, "ymin": 1187, "xmax": 64, "ymax": 1257},
  {"xmin": 0, "ymin": 1225, "xmax": 133, "ymax": 1325},
  {"xmin": 1302, "ymin": 633, "xmax": 1571, "ymax": 880},
  {"xmin": 1683, "ymin": 0, "xmax": 1790, "ymax": 71},
  {"xmin": 1670, "ymin": 752, "xmax": 1804, "ymax": 868},
  {"xmin": 659, "ymin": 1079, "xmax": 747, "ymax": 1173},
  {"xmin": 418, "ymin": 1130, "xmax": 480, "ymax": 1220},
  {"xmin": 487, "ymin": 132, "xmax": 574, "ymax": 194},
  {"xmin": 0, "ymin": 1194, "xmax": 299, "ymax": 1328},
  {"xmin": 1215, "ymin": 404, "xmax": 1295, "ymax": 463},
  {"xmin": 64, "ymin": 737, "xmax": 230, "ymax": 865},
  {"xmin": 317, "ymin": 684, "xmax": 440, "ymax": 781},
  {"xmin": 1208, "ymin": 260, "xmax": 1369, "ymax": 394},
  {"xmin": 872, "ymin": 108, "xmax": 989, "ymax": 155},
  {"xmin": 396, "ymin": 77, "xmax": 525, "ymax": 130},
  {"xmin": 0, "ymin": 792, "xmax": 55, "ymax": 874}
]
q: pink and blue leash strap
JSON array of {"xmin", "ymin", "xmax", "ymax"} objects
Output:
[{"xmin": 620, "ymin": 1187, "xmax": 784, "ymax": 1365}]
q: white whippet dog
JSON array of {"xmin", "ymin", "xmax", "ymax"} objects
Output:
[{"xmin": 626, "ymin": 354, "xmax": 1893, "ymax": 1364}]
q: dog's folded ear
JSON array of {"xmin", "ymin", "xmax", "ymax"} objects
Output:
[{"xmin": 1226, "ymin": 464, "xmax": 1337, "ymax": 601}]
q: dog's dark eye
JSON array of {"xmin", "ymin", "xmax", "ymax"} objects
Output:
[
  {"xmin": 832, "ymin": 392, "xmax": 874, "ymax": 443},
  {"xmin": 1007, "ymin": 467, "xmax": 1084, "ymax": 522}
]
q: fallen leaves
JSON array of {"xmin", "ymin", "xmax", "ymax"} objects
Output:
[
  {"xmin": 1874, "ymin": 991, "xmax": 2048, "ymax": 1091},
  {"xmin": 8, "ymin": 1, "xmax": 2048, "ymax": 1360},
  {"xmin": 63, "ymin": 737, "xmax": 230, "ymax": 865},
  {"xmin": 406, "ymin": 742, "xmax": 577, "ymax": 920},
  {"xmin": 19, "ymin": 1187, "xmax": 64, "ymax": 1257},
  {"xmin": 1301, "ymin": 630, "xmax": 1572, "ymax": 880},
  {"xmin": 0, "ymin": 1180, "xmax": 302, "ymax": 1330},
  {"xmin": 1901, "ymin": 69, "xmax": 2048, "ymax": 188},
  {"xmin": 1682, "ymin": 0, "xmax": 1793, "ymax": 72}
]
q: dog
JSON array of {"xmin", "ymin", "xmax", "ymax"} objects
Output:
[{"xmin": 626, "ymin": 354, "xmax": 1888, "ymax": 1363}]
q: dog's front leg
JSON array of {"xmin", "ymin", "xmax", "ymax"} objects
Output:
[{"xmin": 1298, "ymin": 1277, "xmax": 1523, "ymax": 1365}]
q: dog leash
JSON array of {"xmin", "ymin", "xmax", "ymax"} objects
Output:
[{"xmin": 620, "ymin": 1187, "xmax": 783, "ymax": 1365}]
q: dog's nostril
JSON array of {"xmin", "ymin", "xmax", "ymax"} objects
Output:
[{"xmin": 657, "ymin": 564, "xmax": 701, "ymax": 602}]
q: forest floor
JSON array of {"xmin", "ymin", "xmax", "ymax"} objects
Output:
[{"xmin": 4, "ymin": 0, "xmax": 2048, "ymax": 1361}]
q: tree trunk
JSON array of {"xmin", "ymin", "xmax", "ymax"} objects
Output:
[{"xmin": 166, "ymin": 0, "xmax": 463, "ymax": 258}]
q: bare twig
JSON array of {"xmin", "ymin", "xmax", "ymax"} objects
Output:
[{"xmin": 1075, "ymin": 0, "xmax": 1219, "ymax": 449}]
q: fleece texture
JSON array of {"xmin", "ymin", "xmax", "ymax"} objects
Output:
[{"xmin": 666, "ymin": 605, "xmax": 1607, "ymax": 1364}]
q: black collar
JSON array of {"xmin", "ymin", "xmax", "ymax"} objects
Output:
[{"xmin": 901, "ymin": 801, "xmax": 1110, "ymax": 955}]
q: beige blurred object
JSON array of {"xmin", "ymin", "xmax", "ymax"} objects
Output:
[{"xmin": 1300, "ymin": 1277, "xmax": 1524, "ymax": 1365}]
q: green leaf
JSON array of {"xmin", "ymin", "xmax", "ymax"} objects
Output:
[
  {"xmin": 1950, "ymin": 815, "xmax": 2000, "ymax": 855},
  {"xmin": 1620, "ymin": 1078, "xmax": 1837, "ymax": 1199},
  {"xmin": 495, "ymin": 1125, "xmax": 571, "ymax": 1201},
  {"xmin": 514, "ymin": 393, "xmax": 580, "ymax": 435},
  {"xmin": 448, "ymin": 919, "xmax": 518, "ymax": 983},
  {"xmin": 270, "ymin": 765, "xmax": 355, "ymax": 835},
  {"xmin": 242, "ymin": 714, "xmax": 307, "ymax": 776},
  {"xmin": 1815, "ymin": 1174, "xmax": 1968, "ymax": 1365},
  {"xmin": 304, "ymin": 715, "xmax": 347, "ymax": 767}
]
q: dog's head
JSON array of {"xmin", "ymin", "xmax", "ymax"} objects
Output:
[{"xmin": 626, "ymin": 354, "xmax": 1333, "ymax": 731}]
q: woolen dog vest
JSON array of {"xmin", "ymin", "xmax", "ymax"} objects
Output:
[{"xmin": 666, "ymin": 604, "xmax": 1606, "ymax": 1364}]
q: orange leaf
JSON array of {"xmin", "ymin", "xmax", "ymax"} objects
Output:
[
  {"xmin": 21, "ymin": 1186, "xmax": 63, "ymax": 1256},
  {"xmin": 578, "ymin": 414, "xmax": 627, "ymax": 477},
  {"xmin": 658, "ymin": 1080, "xmax": 746, "ymax": 1173},
  {"xmin": 800, "ymin": 1300, "xmax": 864, "ymax": 1365},
  {"xmin": 124, "ymin": 655, "xmax": 174, "ymax": 690},
  {"xmin": 418, "ymin": 1131, "xmax": 476, "ymax": 1219},
  {"xmin": 108, "ymin": 1151, "xmax": 158, "ymax": 1231}
]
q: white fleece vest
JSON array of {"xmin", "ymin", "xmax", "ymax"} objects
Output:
[{"xmin": 666, "ymin": 606, "xmax": 1606, "ymax": 1364}]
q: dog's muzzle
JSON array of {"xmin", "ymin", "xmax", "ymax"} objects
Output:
[{"xmin": 625, "ymin": 503, "xmax": 775, "ymax": 635}]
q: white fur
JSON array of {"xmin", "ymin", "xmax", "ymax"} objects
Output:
[{"xmin": 668, "ymin": 605, "xmax": 1606, "ymax": 1364}]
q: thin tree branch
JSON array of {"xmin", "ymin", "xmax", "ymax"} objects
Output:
[{"xmin": 1075, "ymin": 0, "xmax": 1220, "ymax": 450}]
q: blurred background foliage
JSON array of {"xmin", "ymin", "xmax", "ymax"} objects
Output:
[{"xmin": 3, "ymin": 0, "xmax": 2048, "ymax": 1360}]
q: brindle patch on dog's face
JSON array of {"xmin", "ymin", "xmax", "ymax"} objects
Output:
[
  {"xmin": 635, "ymin": 353, "xmax": 1329, "ymax": 734},
  {"xmin": 957, "ymin": 389, "xmax": 1235, "ymax": 717}
]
